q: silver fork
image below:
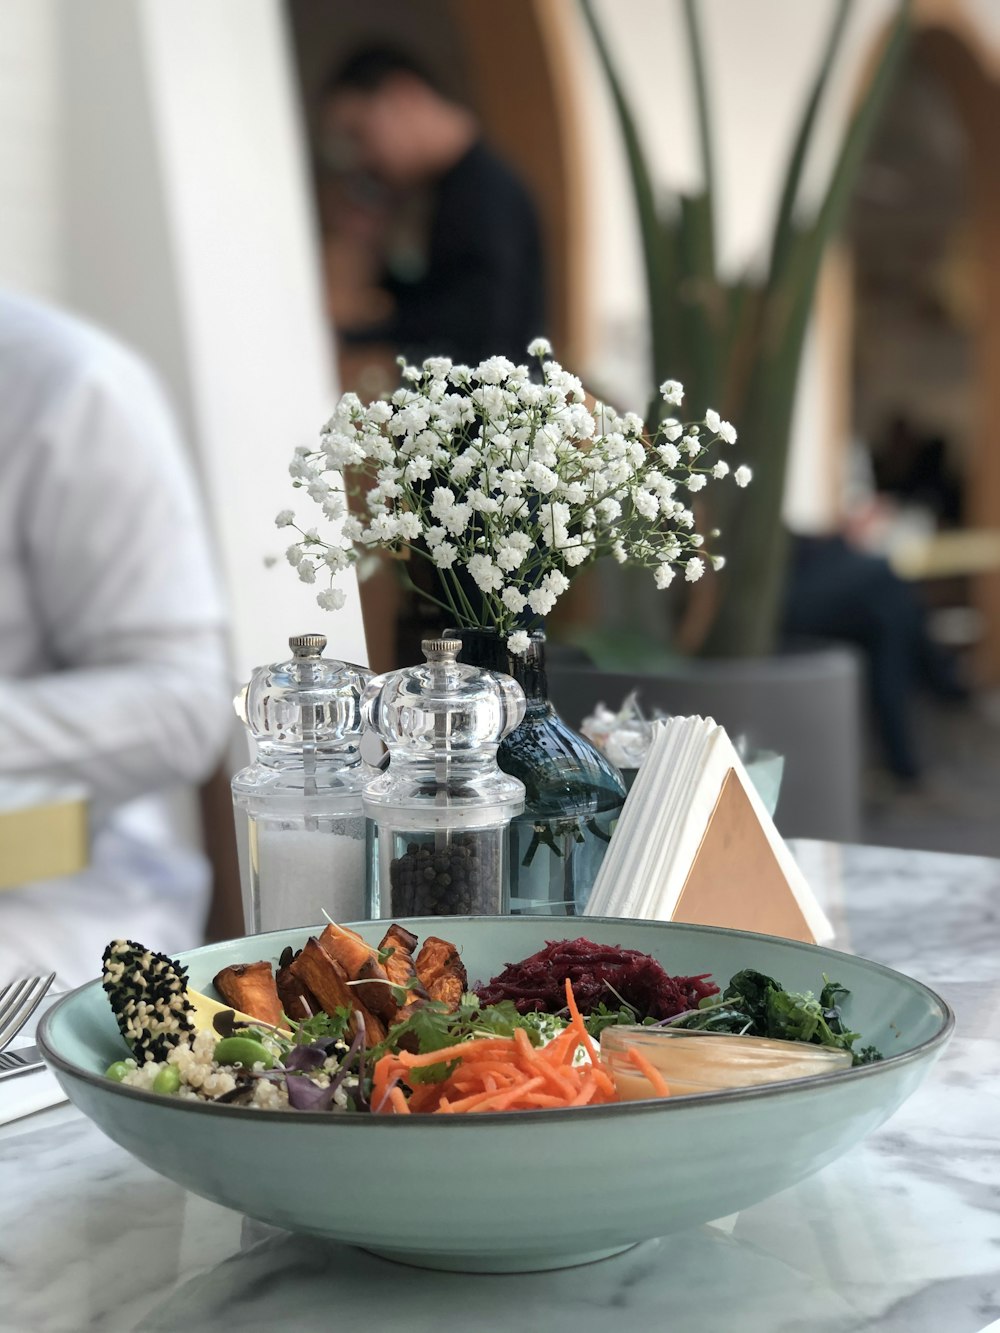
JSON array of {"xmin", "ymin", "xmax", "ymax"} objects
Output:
[
  {"xmin": 0, "ymin": 1044, "xmax": 43, "ymax": 1079},
  {"xmin": 0, "ymin": 974, "xmax": 57, "ymax": 1051}
]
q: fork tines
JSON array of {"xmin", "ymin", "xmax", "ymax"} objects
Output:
[{"xmin": 0, "ymin": 974, "xmax": 57, "ymax": 1050}]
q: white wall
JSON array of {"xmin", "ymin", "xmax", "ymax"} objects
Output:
[
  {"xmin": 0, "ymin": 0, "xmax": 368, "ymax": 682},
  {"xmin": 575, "ymin": 0, "xmax": 1000, "ymax": 531},
  {"xmin": 139, "ymin": 0, "xmax": 367, "ymax": 679},
  {"xmin": 0, "ymin": 0, "xmax": 62, "ymax": 301}
]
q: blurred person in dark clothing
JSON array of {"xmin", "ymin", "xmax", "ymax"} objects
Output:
[
  {"xmin": 784, "ymin": 534, "xmax": 967, "ymax": 784},
  {"xmin": 320, "ymin": 46, "xmax": 545, "ymax": 367}
]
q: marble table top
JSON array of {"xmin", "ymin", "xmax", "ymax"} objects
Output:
[{"xmin": 2, "ymin": 841, "xmax": 999, "ymax": 1333}]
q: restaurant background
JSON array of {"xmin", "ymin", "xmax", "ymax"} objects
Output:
[{"xmin": 3, "ymin": 0, "xmax": 1000, "ymax": 873}]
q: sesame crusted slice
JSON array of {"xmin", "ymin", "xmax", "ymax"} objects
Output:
[{"xmin": 102, "ymin": 939, "xmax": 196, "ymax": 1063}]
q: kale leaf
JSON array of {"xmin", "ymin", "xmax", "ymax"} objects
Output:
[{"xmin": 673, "ymin": 969, "xmax": 882, "ymax": 1065}]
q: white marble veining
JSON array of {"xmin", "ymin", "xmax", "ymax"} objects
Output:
[{"xmin": 2, "ymin": 842, "xmax": 1000, "ymax": 1332}]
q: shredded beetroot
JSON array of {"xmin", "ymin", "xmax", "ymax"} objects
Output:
[{"xmin": 475, "ymin": 938, "xmax": 718, "ymax": 1020}]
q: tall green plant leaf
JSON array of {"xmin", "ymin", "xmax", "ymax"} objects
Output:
[
  {"xmin": 681, "ymin": 0, "xmax": 717, "ymax": 274},
  {"xmin": 580, "ymin": 0, "xmax": 676, "ymax": 409},
  {"xmin": 768, "ymin": 0, "xmax": 852, "ymax": 284}
]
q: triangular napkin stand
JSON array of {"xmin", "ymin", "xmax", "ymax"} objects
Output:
[
  {"xmin": 585, "ymin": 716, "xmax": 833, "ymax": 945},
  {"xmin": 673, "ymin": 767, "xmax": 823, "ymax": 942}
]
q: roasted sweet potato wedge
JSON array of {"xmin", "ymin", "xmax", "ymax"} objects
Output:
[
  {"xmin": 318, "ymin": 922, "xmax": 376, "ymax": 979},
  {"xmin": 351, "ymin": 955, "xmax": 398, "ymax": 1024},
  {"xmin": 377, "ymin": 924, "xmax": 428, "ymax": 1020},
  {"xmin": 289, "ymin": 937, "xmax": 386, "ymax": 1045},
  {"xmin": 276, "ymin": 964, "xmax": 315, "ymax": 1023},
  {"xmin": 414, "ymin": 936, "xmax": 467, "ymax": 1012},
  {"xmin": 381, "ymin": 923, "xmax": 418, "ymax": 956},
  {"xmin": 213, "ymin": 961, "xmax": 284, "ymax": 1028}
]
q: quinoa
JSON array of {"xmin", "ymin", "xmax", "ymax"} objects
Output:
[{"xmin": 120, "ymin": 1027, "xmax": 291, "ymax": 1108}]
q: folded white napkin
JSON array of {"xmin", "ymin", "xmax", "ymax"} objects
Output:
[
  {"xmin": 0, "ymin": 992, "xmax": 70, "ymax": 1126},
  {"xmin": 0, "ymin": 1060, "xmax": 67, "ymax": 1126}
]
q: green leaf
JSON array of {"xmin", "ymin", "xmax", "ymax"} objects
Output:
[
  {"xmin": 768, "ymin": 0, "xmax": 852, "ymax": 284},
  {"xmin": 580, "ymin": 0, "xmax": 675, "ymax": 413},
  {"xmin": 681, "ymin": 0, "xmax": 717, "ymax": 273}
]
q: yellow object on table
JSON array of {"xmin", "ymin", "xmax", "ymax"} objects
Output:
[
  {"xmin": 0, "ymin": 784, "xmax": 88, "ymax": 890},
  {"xmin": 889, "ymin": 528, "xmax": 1000, "ymax": 581}
]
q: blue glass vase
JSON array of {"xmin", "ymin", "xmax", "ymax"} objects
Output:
[{"xmin": 449, "ymin": 628, "xmax": 626, "ymax": 916}]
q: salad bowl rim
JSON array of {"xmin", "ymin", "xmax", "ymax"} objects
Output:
[{"xmin": 37, "ymin": 915, "xmax": 955, "ymax": 1127}]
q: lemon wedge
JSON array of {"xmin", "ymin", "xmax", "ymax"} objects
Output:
[{"xmin": 186, "ymin": 987, "xmax": 291, "ymax": 1037}]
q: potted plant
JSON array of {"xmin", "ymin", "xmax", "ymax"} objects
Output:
[
  {"xmin": 581, "ymin": 0, "xmax": 911, "ymax": 657},
  {"xmin": 554, "ymin": 0, "xmax": 912, "ymax": 838}
]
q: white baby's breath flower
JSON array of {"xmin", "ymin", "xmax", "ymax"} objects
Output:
[
  {"xmin": 431, "ymin": 542, "xmax": 458, "ymax": 569},
  {"xmin": 734, "ymin": 466, "xmax": 753, "ymax": 488},
  {"xmin": 275, "ymin": 509, "xmax": 295, "ymax": 528},
  {"xmin": 467, "ymin": 554, "xmax": 504, "ymax": 593},
  {"xmin": 287, "ymin": 339, "xmax": 745, "ymax": 646},
  {"xmin": 632, "ymin": 488, "xmax": 658, "ymax": 519},
  {"xmin": 395, "ymin": 512, "xmax": 423, "ymax": 541},
  {"xmin": 711, "ymin": 554, "xmax": 726, "ymax": 571},
  {"xmin": 430, "ymin": 486, "xmax": 456, "ymax": 520},
  {"xmin": 317, "ymin": 587, "xmax": 346, "ymax": 611},
  {"xmin": 403, "ymin": 455, "xmax": 432, "ymax": 483},
  {"xmin": 507, "ymin": 629, "xmax": 531, "ymax": 655},
  {"xmin": 661, "ymin": 419, "xmax": 683, "ymax": 443},
  {"xmin": 561, "ymin": 540, "xmax": 590, "ymax": 567},
  {"xmin": 441, "ymin": 501, "xmax": 472, "ymax": 536},
  {"xmin": 527, "ymin": 587, "xmax": 557, "ymax": 615},
  {"xmin": 525, "ymin": 460, "xmax": 559, "ymax": 495}
]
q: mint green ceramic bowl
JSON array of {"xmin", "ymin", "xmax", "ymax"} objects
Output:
[{"xmin": 38, "ymin": 917, "xmax": 952, "ymax": 1273}]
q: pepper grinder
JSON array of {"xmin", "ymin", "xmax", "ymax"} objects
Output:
[{"xmin": 361, "ymin": 637, "xmax": 526, "ymax": 917}]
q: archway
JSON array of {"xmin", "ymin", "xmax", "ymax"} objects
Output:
[{"xmin": 847, "ymin": 18, "xmax": 1000, "ymax": 682}]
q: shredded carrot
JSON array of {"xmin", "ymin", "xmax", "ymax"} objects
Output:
[
  {"xmin": 371, "ymin": 981, "xmax": 622, "ymax": 1116},
  {"xmin": 626, "ymin": 1046, "xmax": 671, "ymax": 1099}
]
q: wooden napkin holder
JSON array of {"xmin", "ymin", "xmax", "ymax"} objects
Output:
[{"xmin": 672, "ymin": 767, "xmax": 820, "ymax": 943}]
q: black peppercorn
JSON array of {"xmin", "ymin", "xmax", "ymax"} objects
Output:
[{"xmin": 389, "ymin": 832, "xmax": 501, "ymax": 915}]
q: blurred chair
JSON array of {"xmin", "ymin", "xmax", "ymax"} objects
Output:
[
  {"xmin": 547, "ymin": 649, "xmax": 862, "ymax": 843},
  {"xmin": 198, "ymin": 766, "xmax": 245, "ymax": 944}
]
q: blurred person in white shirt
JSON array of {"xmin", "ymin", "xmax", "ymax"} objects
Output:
[{"xmin": 0, "ymin": 290, "xmax": 232, "ymax": 986}]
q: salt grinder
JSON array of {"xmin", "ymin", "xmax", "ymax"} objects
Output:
[{"xmin": 232, "ymin": 633, "xmax": 373, "ymax": 932}]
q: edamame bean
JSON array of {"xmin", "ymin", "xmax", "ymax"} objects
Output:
[
  {"xmin": 213, "ymin": 1035, "xmax": 274, "ymax": 1070},
  {"xmin": 105, "ymin": 1061, "xmax": 130, "ymax": 1082},
  {"xmin": 153, "ymin": 1065, "xmax": 181, "ymax": 1095}
]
